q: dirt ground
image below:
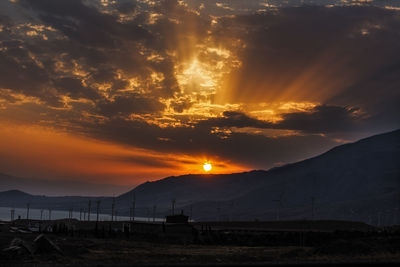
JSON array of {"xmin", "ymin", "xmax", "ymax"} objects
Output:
[{"xmin": 1, "ymin": 232, "xmax": 400, "ymax": 266}]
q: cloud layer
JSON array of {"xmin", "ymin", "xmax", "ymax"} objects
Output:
[{"xmin": 0, "ymin": 0, "xmax": 399, "ymax": 187}]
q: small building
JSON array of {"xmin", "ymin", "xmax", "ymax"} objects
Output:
[{"xmin": 166, "ymin": 211, "xmax": 189, "ymax": 224}]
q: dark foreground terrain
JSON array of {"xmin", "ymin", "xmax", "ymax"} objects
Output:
[{"xmin": 1, "ymin": 220, "xmax": 400, "ymax": 266}]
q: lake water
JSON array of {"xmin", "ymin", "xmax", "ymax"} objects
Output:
[{"xmin": 0, "ymin": 206, "xmax": 165, "ymax": 222}]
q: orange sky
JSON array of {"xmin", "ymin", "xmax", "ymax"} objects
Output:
[{"xmin": 0, "ymin": 121, "xmax": 246, "ymax": 186}]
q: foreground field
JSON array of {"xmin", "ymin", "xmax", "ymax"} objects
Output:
[{"xmin": 1, "ymin": 230, "xmax": 400, "ymax": 266}]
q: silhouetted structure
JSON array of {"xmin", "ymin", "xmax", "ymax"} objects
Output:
[
  {"xmin": 131, "ymin": 192, "xmax": 136, "ymax": 221},
  {"xmin": 96, "ymin": 200, "xmax": 101, "ymax": 222},
  {"xmin": 272, "ymin": 192, "xmax": 284, "ymax": 221},
  {"xmin": 88, "ymin": 200, "xmax": 91, "ymax": 221},
  {"xmin": 111, "ymin": 197, "xmax": 115, "ymax": 222},
  {"xmin": 166, "ymin": 210, "xmax": 189, "ymax": 224},
  {"xmin": 26, "ymin": 203, "xmax": 30, "ymax": 220},
  {"xmin": 153, "ymin": 205, "xmax": 157, "ymax": 222},
  {"xmin": 171, "ymin": 199, "xmax": 176, "ymax": 215},
  {"xmin": 10, "ymin": 207, "xmax": 15, "ymax": 221},
  {"xmin": 68, "ymin": 208, "xmax": 73, "ymax": 219}
]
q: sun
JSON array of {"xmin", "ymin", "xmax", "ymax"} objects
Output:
[{"xmin": 203, "ymin": 162, "xmax": 212, "ymax": 172}]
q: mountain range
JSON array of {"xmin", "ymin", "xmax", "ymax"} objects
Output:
[{"xmin": 1, "ymin": 129, "xmax": 399, "ymax": 225}]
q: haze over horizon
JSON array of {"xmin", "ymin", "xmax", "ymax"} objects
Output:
[{"xmin": 1, "ymin": 0, "xmax": 399, "ymax": 195}]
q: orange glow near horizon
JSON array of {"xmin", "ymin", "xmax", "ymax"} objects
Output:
[{"xmin": 0, "ymin": 121, "xmax": 247, "ymax": 186}]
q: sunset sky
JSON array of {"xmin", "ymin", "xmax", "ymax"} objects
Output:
[{"xmin": 0, "ymin": 0, "xmax": 399, "ymax": 195}]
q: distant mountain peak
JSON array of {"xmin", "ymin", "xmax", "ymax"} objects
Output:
[{"xmin": 0, "ymin": 189, "xmax": 30, "ymax": 195}]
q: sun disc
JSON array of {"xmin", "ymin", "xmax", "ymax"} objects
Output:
[{"xmin": 203, "ymin": 162, "xmax": 212, "ymax": 172}]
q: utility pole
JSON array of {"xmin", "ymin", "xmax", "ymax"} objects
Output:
[
  {"xmin": 26, "ymin": 203, "xmax": 30, "ymax": 220},
  {"xmin": 48, "ymin": 209, "xmax": 52, "ymax": 221},
  {"xmin": 96, "ymin": 200, "xmax": 101, "ymax": 222},
  {"xmin": 311, "ymin": 196, "xmax": 315, "ymax": 220},
  {"xmin": 79, "ymin": 208, "xmax": 82, "ymax": 221},
  {"xmin": 111, "ymin": 197, "xmax": 115, "ymax": 222},
  {"xmin": 378, "ymin": 211, "xmax": 382, "ymax": 227},
  {"xmin": 88, "ymin": 200, "xmax": 91, "ymax": 221},
  {"xmin": 153, "ymin": 205, "xmax": 157, "ymax": 222},
  {"xmin": 171, "ymin": 199, "xmax": 176, "ymax": 215},
  {"xmin": 397, "ymin": 176, "xmax": 400, "ymax": 225},
  {"xmin": 131, "ymin": 192, "xmax": 136, "ymax": 221},
  {"xmin": 311, "ymin": 174, "xmax": 317, "ymax": 220},
  {"xmin": 10, "ymin": 207, "xmax": 15, "ymax": 221},
  {"xmin": 272, "ymin": 199, "xmax": 281, "ymax": 221},
  {"xmin": 272, "ymin": 192, "xmax": 284, "ymax": 221},
  {"xmin": 40, "ymin": 209, "xmax": 43, "ymax": 221}
]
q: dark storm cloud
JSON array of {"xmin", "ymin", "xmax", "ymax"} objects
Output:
[
  {"xmin": 53, "ymin": 77, "xmax": 99, "ymax": 99},
  {"xmin": 278, "ymin": 105, "xmax": 362, "ymax": 133},
  {"xmin": 0, "ymin": 48, "xmax": 48, "ymax": 91},
  {"xmin": 79, "ymin": 107, "xmax": 349, "ymax": 167},
  {"xmin": 0, "ymin": 0, "xmax": 198, "ymax": 102},
  {"xmin": 79, "ymin": 116, "xmax": 338, "ymax": 168},
  {"xmin": 0, "ymin": 0, "xmax": 183, "ymax": 108},
  {"xmin": 218, "ymin": 6, "xmax": 400, "ymax": 128},
  {"xmin": 170, "ymin": 98, "xmax": 193, "ymax": 113},
  {"xmin": 0, "ymin": 41, "xmax": 60, "ymax": 106},
  {"xmin": 83, "ymin": 104, "xmax": 358, "ymax": 168},
  {"xmin": 97, "ymin": 95, "xmax": 166, "ymax": 116},
  {"xmin": 197, "ymin": 105, "xmax": 363, "ymax": 134},
  {"xmin": 20, "ymin": 0, "xmax": 156, "ymax": 79},
  {"xmin": 115, "ymin": 1, "xmax": 138, "ymax": 14},
  {"xmin": 22, "ymin": 0, "xmax": 150, "ymax": 47},
  {"xmin": 149, "ymin": 0, "xmax": 211, "ymax": 51},
  {"xmin": 198, "ymin": 111, "xmax": 270, "ymax": 129},
  {"xmin": 329, "ymin": 60, "xmax": 400, "ymax": 130}
]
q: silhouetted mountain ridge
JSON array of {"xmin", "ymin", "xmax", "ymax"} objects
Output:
[
  {"xmin": 119, "ymin": 129, "xmax": 399, "ymax": 223},
  {"xmin": 0, "ymin": 129, "xmax": 399, "ymax": 225},
  {"xmin": 0, "ymin": 190, "xmax": 32, "ymax": 198},
  {"xmin": 184, "ymin": 129, "xmax": 399, "ymax": 222},
  {"xmin": 0, "ymin": 172, "xmax": 129, "ymax": 196},
  {"xmin": 118, "ymin": 170, "xmax": 270, "ymax": 210}
]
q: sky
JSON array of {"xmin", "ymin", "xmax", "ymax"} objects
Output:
[{"xmin": 0, "ymin": 0, "xmax": 399, "ymax": 195}]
